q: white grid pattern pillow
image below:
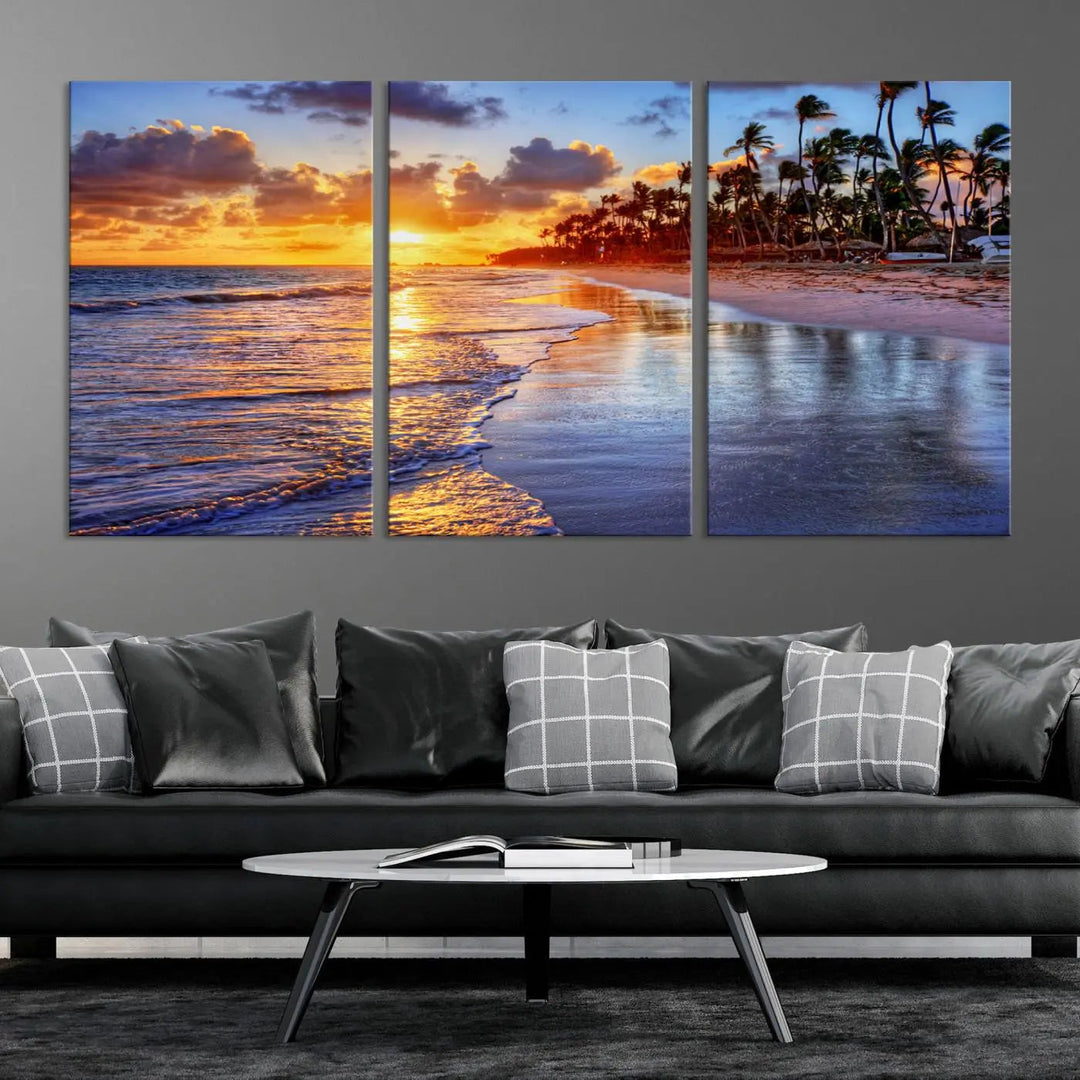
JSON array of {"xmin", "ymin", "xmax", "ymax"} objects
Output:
[
  {"xmin": 503, "ymin": 639, "xmax": 677, "ymax": 795},
  {"xmin": 0, "ymin": 645, "xmax": 138, "ymax": 794},
  {"xmin": 776, "ymin": 640, "xmax": 953, "ymax": 795}
]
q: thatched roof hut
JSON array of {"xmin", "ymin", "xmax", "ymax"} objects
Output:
[
  {"xmin": 841, "ymin": 239, "xmax": 883, "ymax": 251},
  {"xmin": 904, "ymin": 234, "xmax": 946, "ymax": 251}
]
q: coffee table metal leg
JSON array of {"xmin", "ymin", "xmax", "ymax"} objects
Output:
[
  {"xmin": 277, "ymin": 880, "xmax": 379, "ymax": 1044},
  {"xmin": 689, "ymin": 880, "xmax": 793, "ymax": 1044},
  {"xmin": 523, "ymin": 883, "xmax": 552, "ymax": 1002}
]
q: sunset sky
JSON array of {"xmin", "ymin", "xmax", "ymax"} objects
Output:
[
  {"xmin": 389, "ymin": 80, "xmax": 690, "ymax": 264},
  {"xmin": 71, "ymin": 81, "xmax": 997, "ymax": 267},
  {"xmin": 707, "ymin": 81, "xmax": 1010, "ymax": 205},
  {"xmin": 70, "ymin": 80, "xmax": 372, "ymax": 265}
]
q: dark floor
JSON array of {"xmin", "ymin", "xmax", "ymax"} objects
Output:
[{"xmin": 2, "ymin": 957, "xmax": 1079, "ymax": 1079}]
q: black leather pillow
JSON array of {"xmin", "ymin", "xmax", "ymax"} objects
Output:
[
  {"xmin": 335, "ymin": 620, "xmax": 600, "ymax": 789},
  {"xmin": 944, "ymin": 641, "xmax": 1080, "ymax": 786},
  {"xmin": 109, "ymin": 637, "xmax": 304, "ymax": 792},
  {"xmin": 604, "ymin": 621, "xmax": 868, "ymax": 786},
  {"xmin": 50, "ymin": 612, "xmax": 324, "ymax": 786}
]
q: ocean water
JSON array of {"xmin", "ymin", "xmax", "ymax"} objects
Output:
[
  {"xmin": 389, "ymin": 267, "xmax": 629, "ymax": 535},
  {"xmin": 70, "ymin": 265, "xmax": 999, "ymax": 538},
  {"xmin": 708, "ymin": 305, "xmax": 1011, "ymax": 535},
  {"xmin": 69, "ymin": 266, "xmax": 373, "ymax": 535}
]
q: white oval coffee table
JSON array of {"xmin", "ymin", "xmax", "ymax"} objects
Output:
[{"xmin": 244, "ymin": 848, "xmax": 826, "ymax": 1045}]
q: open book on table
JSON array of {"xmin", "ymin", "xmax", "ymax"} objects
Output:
[{"xmin": 377, "ymin": 835, "xmax": 639, "ymax": 869}]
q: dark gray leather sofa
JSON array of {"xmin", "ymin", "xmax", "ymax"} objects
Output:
[{"xmin": 3, "ymin": 696, "xmax": 1080, "ymax": 954}]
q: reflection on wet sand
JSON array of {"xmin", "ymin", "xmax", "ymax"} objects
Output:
[{"xmin": 708, "ymin": 308, "xmax": 1010, "ymax": 535}]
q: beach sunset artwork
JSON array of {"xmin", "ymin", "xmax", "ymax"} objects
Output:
[
  {"xmin": 388, "ymin": 81, "xmax": 692, "ymax": 536},
  {"xmin": 706, "ymin": 81, "xmax": 1010, "ymax": 535},
  {"xmin": 69, "ymin": 81, "xmax": 373, "ymax": 535}
]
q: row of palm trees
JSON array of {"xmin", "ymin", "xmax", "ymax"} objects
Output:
[
  {"xmin": 488, "ymin": 82, "xmax": 1008, "ymax": 266},
  {"xmin": 711, "ymin": 82, "xmax": 1010, "ymax": 261},
  {"xmin": 530, "ymin": 167, "xmax": 693, "ymax": 263}
]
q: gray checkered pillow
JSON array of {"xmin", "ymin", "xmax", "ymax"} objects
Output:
[
  {"xmin": 0, "ymin": 646, "xmax": 138, "ymax": 794},
  {"xmin": 503, "ymin": 639, "xmax": 677, "ymax": 794},
  {"xmin": 776, "ymin": 640, "xmax": 953, "ymax": 795}
]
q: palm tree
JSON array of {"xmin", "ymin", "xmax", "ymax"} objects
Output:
[
  {"xmin": 651, "ymin": 187, "xmax": 677, "ymax": 247},
  {"xmin": 795, "ymin": 94, "xmax": 835, "ymax": 255},
  {"xmin": 986, "ymin": 157, "xmax": 1010, "ymax": 235},
  {"xmin": 874, "ymin": 166, "xmax": 907, "ymax": 251},
  {"xmin": 880, "ymin": 82, "xmax": 938, "ymax": 241},
  {"xmin": 776, "ymin": 159, "xmax": 805, "ymax": 245},
  {"xmin": 919, "ymin": 85, "xmax": 960, "ymax": 259},
  {"xmin": 924, "ymin": 137, "xmax": 962, "ymax": 210},
  {"xmin": 869, "ymin": 87, "xmax": 891, "ymax": 248},
  {"xmin": 895, "ymin": 138, "xmax": 936, "ymax": 241},
  {"xmin": 853, "ymin": 133, "xmax": 889, "ymax": 237},
  {"xmin": 818, "ymin": 132, "xmax": 854, "ymax": 252},
  {"xmin": 709, "ymin": 184, "xmax": 734, "ymax": 249},
  {"xmin": 724, "ymin": 122, "xmax": 777, "ymax": 250},
  {"xmin": 606, "ymin": 191, "xmax": 624, "ymax": 243},
  {"xmin": 961, "ymin": 123, "xmax": 1011, "ymax": 225},
  {"xmin": 732, "ymin": 164, "xmax": 763, "ymax": 250},
  {"xmin": 714, "ymin": 166, "xmax": 746, "ymax": 251},
  {"xmin": 675, "ymin": 161, "xmax": 692, "ymax": 251},
  {"xmin": 629, "ymin": 180, "xmax": 655, "ymax": 246}
]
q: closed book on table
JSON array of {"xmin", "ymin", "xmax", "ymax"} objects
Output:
[{"xmin": 503, "ymin": 843, "xmax": 632, "ymax": 869}]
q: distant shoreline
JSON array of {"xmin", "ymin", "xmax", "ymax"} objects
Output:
[{"xmin": 565, "ymin": 262, "xmax": 1009, "ymax": 346}]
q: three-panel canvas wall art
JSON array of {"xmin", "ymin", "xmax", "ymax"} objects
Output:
[{"xmin": 69, "ymin": 80, "xmax": 1010, "ymax": 537}]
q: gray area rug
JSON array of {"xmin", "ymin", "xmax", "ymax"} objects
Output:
[{"xmin": 3, "ymin": 957, "xmax": 1080, "ymax": 1079}]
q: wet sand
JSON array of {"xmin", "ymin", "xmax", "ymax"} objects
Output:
[
  {"xmin": 574, "ymin": 262, "xmax": 1010, "ymax": 346},
  {"xmin": 483, "ymin": 278, "xmax": 691, "ymax": 536}
]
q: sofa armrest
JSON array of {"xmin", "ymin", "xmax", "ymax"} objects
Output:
[
  {"xmin": 1066, "ymin": 694, "xmax": 1080, "ymax": 802},
  {"xmin": 0, "ymin": 696, "xmax": 23, "ymax": 804}
]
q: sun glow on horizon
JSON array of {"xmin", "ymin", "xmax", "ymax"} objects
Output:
[{"xmin": 388, "ymin": 81, "xmax": 692, "ymax": 266}]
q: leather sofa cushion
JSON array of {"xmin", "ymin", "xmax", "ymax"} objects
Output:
[
  {"xmin": 3, "ymin": 787, "xmax": 1078, "ymax": 864},
  {"xmin": 945, "ymin": 641, "xmax": 1080, "ymax": 787},
  {"xmin": 49, "ymin": 612, "xmax": 325, "ymax": 787},
  {"xmin": 335, "ymin": 620, "xmax": 600, "ymax": 789},
  {"xmin": 110, "ymin": 637, "xmax": 304, "ymax": 791},
  {"xmin": 0, "ymin": 697, "xmax": 22, "ymax": 804},
  {"xmin": 605, "ymin": 621, "xmax": 868, "ymax": 786}
]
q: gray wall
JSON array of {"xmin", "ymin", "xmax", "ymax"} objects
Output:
[{"xmin": 0, "ymin": 0, "xmax": 1075, "ymax": 689}]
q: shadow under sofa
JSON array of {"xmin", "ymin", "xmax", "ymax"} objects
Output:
[{"xmin": 2, "ymin": 697, "xmax": 1080, "ymax": 958}]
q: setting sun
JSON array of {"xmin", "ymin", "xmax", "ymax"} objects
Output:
[{"xmin": 389, "ymin": 230, "xmax": 425, "ymax": 244}]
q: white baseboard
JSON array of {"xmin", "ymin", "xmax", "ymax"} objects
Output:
[{"xmin": 1, "ymin": 936, "xmax": 1042, "ymax": 960}]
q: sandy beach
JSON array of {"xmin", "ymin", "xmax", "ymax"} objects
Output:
[{"xmin": 572, "ymin": 263, "xmax": 1010, "ymax": 346}]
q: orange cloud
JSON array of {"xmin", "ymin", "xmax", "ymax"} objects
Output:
[
  {"xmin": 632, "ymin": 161, "xmax": 682, "ymax": 186},
  {"xmin": 389, "ymin": 161, "xmax": 454, "ymax": 233},
  {"xmin": 389, "ymin": 136, "xmax": 625, "ymax": 245}
]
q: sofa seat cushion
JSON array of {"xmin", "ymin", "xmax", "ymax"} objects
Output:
[{"xmin": 2, "ymin": 788, "xmax": 1079, "ymax": 864}]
